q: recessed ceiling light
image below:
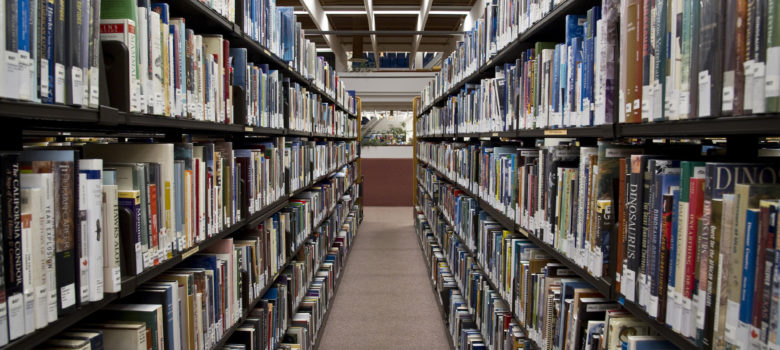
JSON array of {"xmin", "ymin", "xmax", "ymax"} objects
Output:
[
  {"xmin": 429, "ymin": 10, "xmax": 469, "ymax": 15},
  {"xmin": 316, "ymin": 47, "xmax": 333, "ymax": 52},
  {"xmin": 373, "ymin": 10, "xmax": 420, "ymax": 15},
  {"xmin": 324, "ymin": 10, "xmax": 367, "ymax": 14}
]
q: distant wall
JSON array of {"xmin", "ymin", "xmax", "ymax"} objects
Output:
[{"xmin": 361, "ymin": 146, "xmax": 413, "ymax": 206}]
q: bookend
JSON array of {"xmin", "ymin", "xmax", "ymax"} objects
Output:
[{"xmin": 101, "ymin": 41, "xmax": 132, "ymax": 113}]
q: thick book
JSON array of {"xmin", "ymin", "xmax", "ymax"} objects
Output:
[
  {"xmin": 97, "ymin": 304, "xmax": 164, "ymax": 350},
  {"xmin": 81, "ymin": 321, "xmax": 147, "ymax": 350}
]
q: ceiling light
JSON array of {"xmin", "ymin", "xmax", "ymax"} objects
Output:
[
  {"xmin": 324, "ymin": 10, "xmax": 367, "ymax": 14},
  {"xmin": 373, "ymin": 10, "xmax": 420, "ymax": 15},
  {"xmin": 316, "ymin": 48, "xmax": 333, "ymax": 52},
  {"xmin": 429, "ymin": 10, "xmax": 469, "ymax": 15},
  {"xmin": 293, "ymin": 10, "xmax": 308, "ymax": 14}
]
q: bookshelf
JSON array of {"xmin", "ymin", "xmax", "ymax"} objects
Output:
[
  {"xmin": 0, "ymin": 0, "xmax": 364, "ymax": 338},
  {"xmin": 412, "ymin": 0, "xmax": 780, "ymax": 349}
]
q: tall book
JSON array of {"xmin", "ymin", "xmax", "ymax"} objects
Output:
[
  {"xmin": 697, "ymin": 0, "xmax": 727, "ymax": 117},
  {"xmin": 79, "ymin": 159, "xmax": 103, "ymax": 302},
  {"xmin": 20, "ymin": 149, "xmax": 78, "ymax": 316}
]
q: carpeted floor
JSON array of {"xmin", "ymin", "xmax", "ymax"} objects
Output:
[{"xmin": 316, "ymin": 206, "xmax": 450, "ymax": 350}]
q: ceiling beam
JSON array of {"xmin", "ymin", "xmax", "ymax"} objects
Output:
[
  {"xmin": 306, "ymin": 30, "xmax": 465, "ymax": 35},
  {"xmin": 363, "ymin": 0, "xmax": 380, "ymax": 67},
  {"xmin": 409, "ymin": 0, "xmax": 433, "ymax": 68},
  {"xmin": 298, "ymin": 0, "xmax": 350, "ymax": 70}
]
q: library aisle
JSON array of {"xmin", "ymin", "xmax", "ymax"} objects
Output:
[{"xmin": 317, "ymin": 207, "xmax": 450, "ymax": 350}]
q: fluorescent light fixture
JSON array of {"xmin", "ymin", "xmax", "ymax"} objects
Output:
[
  {"xmin": 324, "ymin": 10, "xmax": 367, "ymax": 14},
  {"xmin": 429, "ymin": 10, "xmax": 469, "ymax": 15},
  {"xmin": 293, "ymin": 10, "xmax": 308, "ymax": 14},
  {"xmin": 373, "ymin": 10, "xmax": 420, "ymax": 14},
  {"xmin": 316, "ymin": 47, "xmax": 333, "ymax": 52}
]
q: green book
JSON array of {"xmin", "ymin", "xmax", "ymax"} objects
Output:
[
  {"xmin": 766, "ymin": 0, "xmax": 780, "ymax": 111},
  {"xmin": 97, "ymin": 304, "xmax": 164, "ymax": 350}
]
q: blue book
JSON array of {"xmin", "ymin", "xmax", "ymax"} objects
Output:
[
  {"xmin": 18, "ymin": 0, "xmax": 29, "ymax": 54},
  {"xmin": 179, "ymin": 255, "xmax": 221, "ymax": 325},
  {"xmin": 41, "ymin": 0, "xmax": 54, "ymax": 103},
  {"xmin": 121, "ymin": 286, "xmax": 175, "ymax": 350},
  {"xmin": 278, "ymin": 7, "xmax": 294, "ymax": 61},
  {"xmin": 229, "ymin": 48, "xmax": 248, "ymax": 88},
  {"xmin": 625, "ymin": 335, "xmax": 677, "ymax": 349},
  {"xmin": 557, "ymin": 279, "xmax": 591, "ymax": 344},
  {"xmin": 583, "ymin": 36, "xmax": 595, "ymax": 125},
  {"xmin": 740, "ymin": 209, "xmax": 761, "ymax": 324},
  {"xmin": 551, "ymin": 44, "xmax": 561, "ymax": 123}
]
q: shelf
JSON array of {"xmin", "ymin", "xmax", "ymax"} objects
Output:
[
  {"xmin": 419, "ymin": 160, "xmax": 515, "ymax": 232},
  {"xmin": 417, "ymin": 0, "xmax": 601, "ymax": 116},
  {"xmin": 279, "ymin": 204, "xmax": 362, "ymax": 350},
  {"xmin": 415, "ymin": 204, "xmax": 540, "ymax": 350},
  {"xmin": 0, "ymin": 159, "xmax": 355, "ymax": 350},
  {"xmin": 0, "ymin": 294, "xmax": 119, "ymax": 350},
  {"xmin": 119, "ymin": 194, "xmax": 291, "ymax": 297},
  {"xmin": 516, "ymin": 227, "xmax": 613, "ymax": 298},
  {"xmin": 618, "ymin": 299, "xmax": 699, "ymax": 350},
  {"xmin": 417, "ymin": 124, "xmax": 615, "ymax": 140},
  {"xmin": 420, "ymin": 158, "xmax": 701, "ymax": 350},
  {"xmin": 0, "ymin": 101, "xmax": 361, "ymax": 139},
  {"xmin": 617, "ymin": 114, "xmax": 780, "ymax": 137}
]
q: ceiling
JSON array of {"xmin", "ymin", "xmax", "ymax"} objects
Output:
[{"xmin": 281, "ymin": 0, "xmax": 475, "ymax": 66}]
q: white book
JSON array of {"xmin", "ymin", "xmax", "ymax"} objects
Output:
[
  {"xmin": 79, "ymin": 159, "xmax": 104, "ymax": 302},
  {"xmin": 20, "ymin": 172, "xmax": 57, "ymax": 324},
  {"xmin": 149, "ymin": 10, "xmax": 163, "ymax": 116},
  {"xmin": 19, "ymin": 188, "xmax": 40, "ymax": 332},
  {"xmin": 83, "ymin": 144, "xmax": 176, "ymax": 258},
  {"xmin": 137, "ymin": 7, "xmax": 149, "ymax": 114},
  {"xmin": 102, "ymin": 184, "xmax": 121, "ymax": 293}
]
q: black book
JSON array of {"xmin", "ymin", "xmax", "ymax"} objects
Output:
[
  {"xmin": 65, "ymin": 0, "xmax": 83, "ymax": 105},
  {"xmin": 697, "ymin": 0, "xmax": 727, "ymax": 117},
  {"xmin": 53, "ymin": 0, "xmax": 65, "ymax": 103},
  {"xmin": 0, "ymin": 153, "xmax": 22, "ymax": 340}
]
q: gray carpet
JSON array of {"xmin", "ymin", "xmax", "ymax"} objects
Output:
[{"xmin": 316, "ymin": 206, "xmax": 450, "ymax": 350}]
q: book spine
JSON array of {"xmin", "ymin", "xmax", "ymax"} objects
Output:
[
  {"xmin": 76, "ymin": 170, "xmax": 88, "ymax": 304},
  {"xmin": 118, "ymin": 192, "xmax": 142, "ymax": 275},
  {"xmin": 684, "ymin": 177, "xmax": 704, "ymax": 337},
  {"xmin": 87, "ymin": 0, "xmax": 98, "ymax": 107},
  {"xmin": 739, "ymin": 209, "xmax": 761, "ymax": 345},
  {"xmin": 79, "ymin": 159, "xmax": 102, "ymax": 302},
  {"xmin": 19, "ymin": 188, "xmax": 37, "ymax": 334},
  {"xmin": 51, "ymin": 0, "xmax": 64, "ymax": 103},
  {"xmin": 766, "ymin": 0, "xmax": 780, "ymax": 111},
  {"xmin": 3, "ymin": 155, "xmax": 24, "ymax": 340},
  {"xmin": 54, "ymin": 161, "xmax": 76, "ymax": 314},
  {"xmin": 102, "ymin": 185, "xmax": 121, "ymax": 293},
  {"xmin": 99, "ymin": 19, "xmax": 138, "ymax": 112},
  {"xmin": 38, "ymin": 0, "xmax": 53, "ymax": 103},
  {"xmin": 66, "ymin": 0, "xmax": 83, "ymax": 105}
]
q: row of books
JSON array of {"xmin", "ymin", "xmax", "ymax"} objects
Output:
[
  {"xmin": 0, "ymin": 138, "xmax": 358, "ymax": 345},
  {"xmin": 416, "ymin": 210, "xmax": 491, "ymax": 350},
  {"xmin": 285, "ymin": 81, "xmax": 358, "ymax": 137},
  {"xmin": 417, "ymin": 202, "xmax": 527, "ymax": 350},
  {"xmin": 0, "ymin": 0, "xmax": 357, "ymax": 118},
  {"xmin": 285, "ymin": 140, "xmax": 358, "ymax": 194},
  {"xmin": 618, "ymin": 0, "xmax": 780, "ymax": 123},
  {"xmin": 418, "ymin": 5, "xmax": 613, "ymax": 133},
  {"xmin": 33, "ymin": 194, "xmax": 361, "ymax": 350},
  {"xmin": 421, "ymin": 0, "xmax": 780, "ymax": 129},
  {"xmin": 416, "ymin": 178, "xmax": 680, "ymax": 350},
  {"xmin": 418, "ymin": 0, "xmax": 570, "ymax": 109},
  {"xmin": 416, "ymin": 138, "xmax": 780, "ymax": 348},
  {"xmin": 0, "ymin": 0, "xmax": 102, "ymax": 106}
]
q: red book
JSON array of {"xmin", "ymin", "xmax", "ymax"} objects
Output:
[
  {"xmin": 149, "ymin": 184, "xmax": 159, "ymax": 251},
  {"xmin": 752, "ymin": 204, "xmax": 773, "ymax": 328},
  {"xmin": 684, "ymin": 177, "xmax": 705, "ymax": 299}
]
